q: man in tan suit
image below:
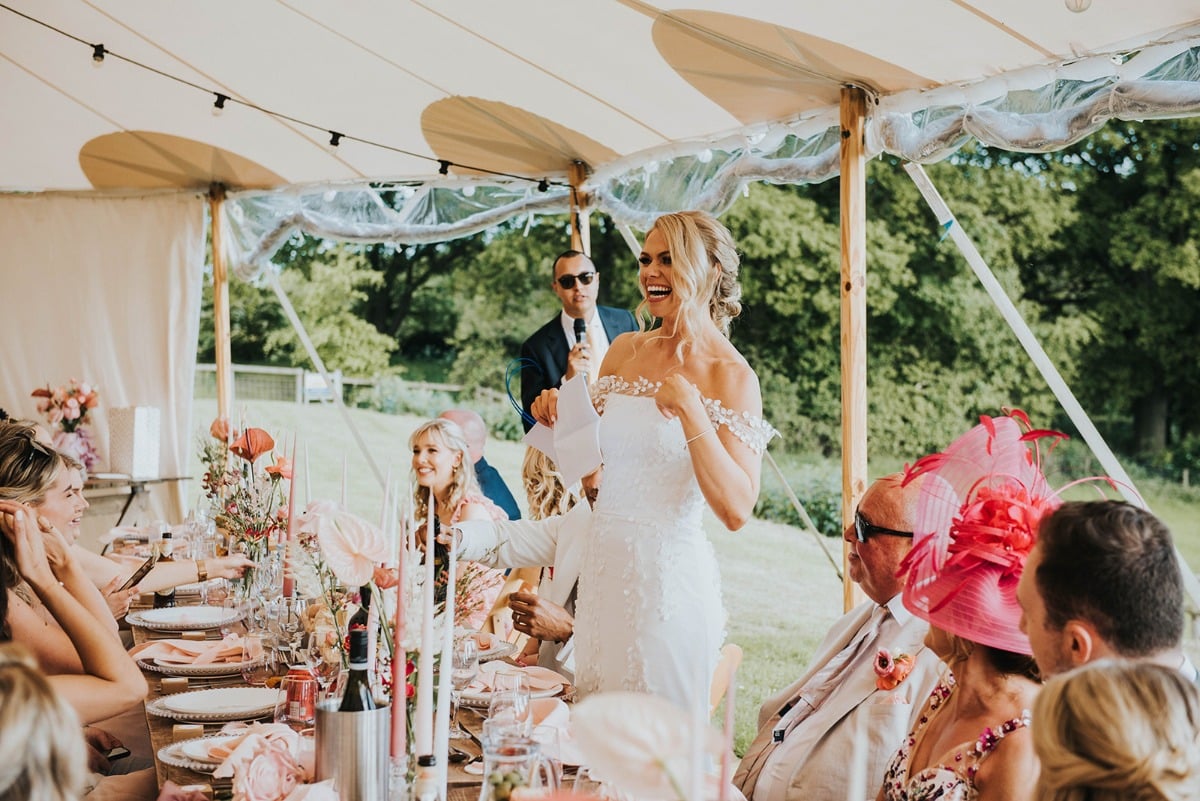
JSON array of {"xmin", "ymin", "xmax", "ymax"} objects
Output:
[{"xmin": 734, "ymin": 473, "xmax": 944, "ymax": 801}]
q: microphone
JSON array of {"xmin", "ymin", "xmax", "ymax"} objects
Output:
[{"xmin": 574, "ymin": 317, "xmax": 587, "ymax": 345}]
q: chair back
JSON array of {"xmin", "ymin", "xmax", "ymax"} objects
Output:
[{"xmin": 710, "ymin": 642, "xmax": 743, "ymax": 716}]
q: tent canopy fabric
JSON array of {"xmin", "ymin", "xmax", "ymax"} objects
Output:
[{"xmin": 5, "ymin": 1, "xmax": 1200, "ymax": 250}]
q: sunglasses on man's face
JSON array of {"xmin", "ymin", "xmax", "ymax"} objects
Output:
[
  {"xmin": 854, "ymin": 510, "xmax": 914, "ymax": 543},
  {"xmin": 556, "ymin": 271, "xmax": 596, "ymax": 290}
]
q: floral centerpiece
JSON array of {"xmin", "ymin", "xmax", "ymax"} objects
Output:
[
  {"xmin": 199, "ymin": 418, "xmax": 291, "ymax": 593},
  {"xmin": 31, "ymin": 378, "xmax": 100, "ymax": 470}
]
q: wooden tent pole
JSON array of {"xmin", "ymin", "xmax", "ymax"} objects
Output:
[
  {"xmin": 569, "ymin": 161, "xmax": 591, "ymax": 256},
  {"xmin": 839, "ymin": 87, "xmax": 869, "ymax": 612},
  {"xmin": 209, "ymin": 184, "xmax": 233, "ymax": 422}
]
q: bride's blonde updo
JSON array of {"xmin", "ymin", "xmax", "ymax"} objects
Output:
[
  {"xmin": 638, "ymin": 210, "xmax": 742, "ymax": 344},
  {"xmin": 1032, "ymin": 659, "xmax": 1200, "ymax": 801}
]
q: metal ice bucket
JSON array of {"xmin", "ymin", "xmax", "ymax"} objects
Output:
[{"xmin": 315, "ymin": 699, "xmax": 390, "ymax": 799}]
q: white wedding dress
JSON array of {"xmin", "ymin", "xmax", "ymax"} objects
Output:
[{"xmin": 574, "ymin": 376, "xmax": 777, "ymax": 710}]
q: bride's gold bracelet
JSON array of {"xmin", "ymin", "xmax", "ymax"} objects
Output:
[{"xmin": 685, "ymin": 426, "xmax": 716, "ymax": 445}]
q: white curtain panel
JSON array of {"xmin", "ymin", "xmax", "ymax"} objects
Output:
[{"xmin": 0, "ymin": 192, "xmax": 205, "ymax": 523}]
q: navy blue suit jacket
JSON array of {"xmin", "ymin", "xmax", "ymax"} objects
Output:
[
  {"xmin": 475, "ymin": 455, "xmax": 520, "ymax": 520},
  {"xmin": 519, "ymin": 306, "xmax": 638, "ymax": 431}
]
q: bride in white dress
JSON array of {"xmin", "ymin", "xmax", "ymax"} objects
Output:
[{"xmin": 532, "ymin": 211, "xmax": 776, "ymax": 710}]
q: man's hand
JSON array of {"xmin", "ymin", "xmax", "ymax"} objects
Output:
[
  {"xmin": 508, "ymin": 590, "xmax": 573, "ymax": 643},
  {"xmin": 101, "ymin": 576, "xmax": 140, "ymax": 619},
  {"xmin": 564, "ymin": 342, "xmax": 592, "ymax": 382}
]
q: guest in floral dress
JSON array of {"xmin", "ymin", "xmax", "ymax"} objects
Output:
[
  {"xmin": 409, "ymin": 418, "xmax": 505, "ymax": 630},
  {"xmin": 879, "ymin": 411, "xmax": 1089, "ymax": 801}
]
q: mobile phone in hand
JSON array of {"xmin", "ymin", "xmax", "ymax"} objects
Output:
[
  {"xmin": 104, "ymin": 746, "xmax": 131, "ymax": 761},
  {"xmin": 117, "ymin": 553, "xmax": 158, "ymax": 592}
]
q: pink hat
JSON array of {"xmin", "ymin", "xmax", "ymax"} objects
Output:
[{"xmin": 898, "ymin": 411, "xmax": 1066, "ymax": 655}]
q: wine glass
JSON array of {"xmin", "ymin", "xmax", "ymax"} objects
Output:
[
  {"xmin": 306, "ymin": 627, "xmax": 343, "ymax": 701},
  {"xmin": 487, "ymin": 689, "xmax": 531, "ymax": 738},
  {"xmin": 275, "ymin": 596, "xmax": 309, "ymax": 657},
  {"xmin": 449, "ymin": 636, "xmax": 479, "ymax": 739}
]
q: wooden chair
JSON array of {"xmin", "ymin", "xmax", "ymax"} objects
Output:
[{"xmin": 710, "ymin": 642, "xmax": 743, "ymax": 716}]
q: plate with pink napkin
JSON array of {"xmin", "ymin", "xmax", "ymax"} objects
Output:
[
  {"xmin": 156, "ymin": 734, "xmax": 243, "ymax": 773},
  {"xmin": 455, "ymin": 628, "xmax": 518, "ymax": 663},
  {"xmin": 127, "ymin": 605, "xmax": 242, "ymax": 631},
  {"xmin": 460, "ymin": 662, "xmax": 568, "ymax": 705},
  {"xmin": 130, "ymin": 633, "xmax": 249, "ymax": 676}
]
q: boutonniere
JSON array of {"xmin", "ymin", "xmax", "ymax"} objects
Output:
[{"xmin": 874, "ymin": 648, "xmax": 914, "ymax": 690}]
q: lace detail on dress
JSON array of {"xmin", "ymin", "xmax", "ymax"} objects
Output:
[
  {"xmin": 592, "ymin": 375, "xmax": 778, "ymax": 454},
  {"xmin": 881, "ymin": 677, "xmax": 1031, "ymax": 801}
]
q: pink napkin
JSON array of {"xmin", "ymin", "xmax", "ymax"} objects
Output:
[{"xmin": 129, "ymin": 633, "xmax": 244, "ymax": 665}]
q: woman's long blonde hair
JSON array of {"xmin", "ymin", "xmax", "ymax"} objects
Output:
[
  {"xmin": 634, "ymin": 210, "xmax": 743, "ymax": 359},
  {"xmin": 1033, "ymin": 659, "xmax": 1200, "ymax": 801},
  {"xmin": 410, "ymin": 418, "xmax": 480, "ymax": 521},
  {"xmin": 521, "ymin": 448, "xmax": 576, "ymax": 521},
  {"xmin": 0, "ymin": 643, "xmax": 87, "ymax": 801}
]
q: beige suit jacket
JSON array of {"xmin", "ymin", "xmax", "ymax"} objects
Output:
[{"xmin": 736, "ymin": 598, "xmax": 944, "ymax": 801}]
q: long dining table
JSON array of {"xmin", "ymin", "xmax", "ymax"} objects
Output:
[{"xmin": 131, "ymin": 600, "xmax": 503, "ymax": 800}]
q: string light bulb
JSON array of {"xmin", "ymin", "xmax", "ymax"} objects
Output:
[
  {"xmin": 92, "ymin": 44, "xmax": 105, "ymax": 68},
  {"xmin": 212, "ymin": 93, "xmax": 228, "ymax": 116},
  {"xmin": 328, "ymin": 131, "xmax": 343, "ymax": 148},
  {"xmin": 438, "ymin": 160, "xmax": 450, "ymax": 176},
  {"xmin": 537, "ymin": 178, "xmax": 549, "ymax": 192}
]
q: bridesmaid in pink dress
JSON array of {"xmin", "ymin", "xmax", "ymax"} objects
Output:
[{"xmin": 409, "ymin": 418, "xmax": 505, "ymax": 630}]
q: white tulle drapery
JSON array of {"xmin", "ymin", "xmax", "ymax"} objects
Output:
[{"xmin": 218, "ymin": 33, "xmax": 1200, "ymax": 280}]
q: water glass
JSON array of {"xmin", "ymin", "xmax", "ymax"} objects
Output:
[
  {"xmin": 240, "ymin": 632, "xmax": 272, "ymax": 687},
  {"xmin": 531, "ymin": 724, "xmax": 563, "ymax": 784},
  {"xmin": 450, "ymin": 637, "xmax": 479, "ymax": 739},
  {"xmin": 221, "ymin": 594, "xmax": 249, "ymax": 638},
  {"xmin": 487, "ymin": 689, "xmax": 531, "ymax": 738}
]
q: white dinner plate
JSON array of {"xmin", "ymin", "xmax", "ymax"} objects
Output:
[
  {"xmin": 455, "ymin": 629, "xmax": 517, "ymax": 663},
  {"xmin": 147, "ymin": 687, "xmax": 278, "ymax": 722},
  {"xmin": 460, "ymin": 683, "xmax": 564, "ymax": 705},
  {"xmin": 126, "ymin": 605, "xmax": 241, "ymax": 631},
  {"xmin": 163, "ymin": 687, "xmax": 278, "ymax": 715}
]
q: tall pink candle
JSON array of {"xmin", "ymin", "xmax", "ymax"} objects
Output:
[
  {"xmin": 282, "ymin": 435, "xmax": 297, "ymax": 598},
  {"xmin": 389, "ymin": 494, "xmax": 407, "ymax": 760},
  {"xmin": 414, "ymin": 487, "xmax": 435, "ymax": 755}
]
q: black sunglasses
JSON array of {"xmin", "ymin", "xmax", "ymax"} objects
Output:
[
  {"xmin": 854, "ymin": 510, "xmax": 913, "ymax": 543},
  {"xmin": 556, "ymin": 271, "xmax": 596, "ymax": 290}
]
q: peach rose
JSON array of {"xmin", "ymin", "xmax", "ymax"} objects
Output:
[
  {"xmin": 233, "ymin": 740, "xmax": 299, "ymax": 801},
  {"xmin": 874, "ymin": 650, "xmax": 914, "ymax": 691}
]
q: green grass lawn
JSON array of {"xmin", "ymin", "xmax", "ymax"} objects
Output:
[{"xmin": 188, "ymin": 399, "xmax": 1200, "ymax": 754}]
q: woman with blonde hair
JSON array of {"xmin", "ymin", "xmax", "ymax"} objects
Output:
[
  {"xmin": 410, "ymin": 417, "xmax": 506, "ymax": 629},
  {"xmin": 1033, "ymin": 659, "xmax": 1200, "ymax": 801},
  {"xmin": 0, "ymin": 643, "xmax": 88, "ymax": 801},
  {"xmin": 531, "ymin": 210, "xmax": 776, "ymax": 707}
]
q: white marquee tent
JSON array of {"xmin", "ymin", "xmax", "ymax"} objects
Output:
[{"xmin": 3, "ymin": 1, "xmax": 1200, "ymax": 587}]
